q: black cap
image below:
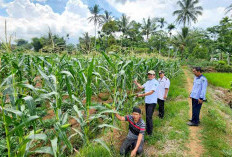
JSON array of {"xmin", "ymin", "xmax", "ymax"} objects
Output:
[{"xmin": 133, "ymin": 107, "xmax": 141, "ymax": 114}]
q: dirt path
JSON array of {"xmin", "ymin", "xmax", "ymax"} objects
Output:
[{"xmin": 183, "ymin": 69, "xmax": 204, "ymax": 157}]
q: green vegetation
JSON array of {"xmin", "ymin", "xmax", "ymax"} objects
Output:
[
  {"xmin": 201, "ymin": 88, "xmax": 232, "ymax": 156},
  {"xmin": 0, "ymin": 0, "xmax": 232, "ymax": 156},
  {"xmin": 1, "ymin": 0, "xmax": 232, "ymax": 68},
  {"xmin": 0, "ymin": 52, "xmax": 181, "ymax": 156},
  {"xmin": 204, "ymin": 73, "xmax": 232, "ymax": 89}
]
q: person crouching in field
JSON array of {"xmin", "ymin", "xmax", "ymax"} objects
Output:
[
  {"xmin": 188, "ymin": 67, "xmax": 208, "ymax": 126},
  {"xmin": 115, "ymin": 107, "xmax": 145, "ymax": 157},
  {"xmin": 134, "ymin": 70, "xmax": 159, "ymax": 135}
]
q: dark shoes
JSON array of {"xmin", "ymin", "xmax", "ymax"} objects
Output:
[
  {"xmin": 187, "ymin": 121, "xmax": 199, "ymax": 126},
  {"xmin": 189, "ymin": 119, "xmax": 200, "ymax": 124}
]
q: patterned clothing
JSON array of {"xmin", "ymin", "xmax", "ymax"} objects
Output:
[{"xmin": 124, "ymin": 115, "xmax": 146, "ymax": 140}]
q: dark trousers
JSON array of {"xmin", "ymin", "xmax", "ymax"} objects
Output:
[
  {"xmin": 145, "ymin": 103, "xmax": 156, "ymax": 135},
  {"xmin": 191, "ymin": 98, "xmax": 202, "ymax": 124},
  {"xmin": 158, "ymin": 99, "xmax": 165, "ymax": 118},
  {"xmin": 120, "ymin": 137, "xmax": 144, "ymax": 156}
]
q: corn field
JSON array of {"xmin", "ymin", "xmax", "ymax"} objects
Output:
[{"xmin": 0, "ymin": 52, "xmax": 180, "ymax": 156}]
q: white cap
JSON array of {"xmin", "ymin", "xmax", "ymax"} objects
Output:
[{"xmin": 147, "ymin": 70, "xmax": 155, "ymax": 75}]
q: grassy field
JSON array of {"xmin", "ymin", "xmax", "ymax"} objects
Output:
[
  {"xmin": 204, "ymin": 73, "xmax": 232, "ymax": 89},
  {"xmin": 201, "ymin": 87, "xmax": 232, "ymax": 156}
]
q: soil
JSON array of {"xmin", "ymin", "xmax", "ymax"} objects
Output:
[
  {"xmin": 183, "ymin": 69, "xmax": 205, "ymax": 157},
  {"xmin": 211, "ymin": 87, "xmax": 232, "ymax": 108}
]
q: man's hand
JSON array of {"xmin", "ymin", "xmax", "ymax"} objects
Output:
[
  {"xmin": 198, "ymin": 99, "xmax": 203, "ymax": 104},
  {"xmin": 136, "ymin": 94, "xmax": 140, "ymax": 97},
  {"xmin": 133, "ymin": 79, "xmax": 138, "ymax": 84},
  {"xmin": 130, "ymin": 149, "xmax": 137, "ymax": 157},
  {"xmin": 163, "ymin": 95, "xmax": 167, "ymax": 100},
  {"xmin": 137, "ymin": 94, "xmax": 144, "ymax": 97}
]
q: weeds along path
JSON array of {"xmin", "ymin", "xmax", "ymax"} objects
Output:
[{"xmin": 183, "ymin": 68, "xmax": 205, "ymax": 157}]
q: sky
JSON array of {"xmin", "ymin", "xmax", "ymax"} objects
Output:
[{"xmin": 0, "ymin": 0, "xmax": 231, "ymax": 44}]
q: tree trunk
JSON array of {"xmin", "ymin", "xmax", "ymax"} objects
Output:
[
  {"xmin": 210, "ymin": 54, "xmax": 214, "ymax": 62},
  {"xmin": 94, "ymin": 24, "xmax": 97, "ymax": 49},
  {"xmin": 219, "ymin": 52, "xmax": 223, "ymax": 60},
  {"xmin": 227, "ymin": 52, "xmax": 230, "ymax": 65},
  {"xmin": 174, "ymin": 47, "xmax": 179, "ymax": 59},
  {"xmin": 159, "ymin": 36, "xmax": 161, "ymax": 54}
]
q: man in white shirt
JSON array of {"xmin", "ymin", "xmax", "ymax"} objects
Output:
[
  {"xmin": 134, "ymin": 70, "xmax": 159, "ymax": 135},
  {"xmin": 157, "ymin": 70, "xmax": 170, "ymax": 119}
]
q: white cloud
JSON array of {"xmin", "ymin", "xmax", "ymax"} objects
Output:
[
  {"xmin": 193, "ymin": 7, "xmax": 227, "ymax": 28},
  {"xmin": 0, "ymin": 0, "xmax": 95, "ymax": 43},
  {"xmin": 106, "ymin": 0, "xmax": 177, "ymax": 22},
  {"xmin": 0, "ymin": 0, "xmax": 7, "ymax": 8},
  {"xmin": 107, "ymin": 0, "xmax": 228, "ymax": 29},
  {"xmin": 32, "ymin": 0, "xmax": 48, "ymax": 2}
]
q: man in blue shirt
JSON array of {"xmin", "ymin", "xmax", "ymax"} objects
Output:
[
  {"xmin": 188, "ymin": 67, "xmax": 208, "ymax": 126},
  {"xmin": 134, "ymin": 70, "xmax": 159, "ymax": 135}
]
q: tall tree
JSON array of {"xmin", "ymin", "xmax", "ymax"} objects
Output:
[
  {"xmin": 118, "ymin": 14, "xmax": 131, "ymax": 38},
  {"xmin": 79, "ymin": 32, "xmax": 92, "ymax": 54},
  {"xmin": 157, "ymin": 17, "xmax": 167, "ymax": 30},
  {"xmin": 142, "ymin": 17, "xmax": 157, "ymax": 40},
  {"xmin": 173, "ymin": 27, "xmax": 191, "ymax": 59},
  {"xmin": 167, "ymin": 24, "xmax": 176, "ymax": 37},
  {"xmin": 88, "ymin": 4, "xmax": 103, "ymax": 48},
  {"xmin": 100, "ymin": 10, "xmax": 113, "ymax": 26},
  {"xmin": 156, "ymin": 17, "xmax": 167, "ymax": 54},
  {"xmin": 167, "ymin": 24, "xmax": 176, "ymax": 57},
  {"xmin": 225, "ymin": 3, "xmax": 232, "ymax": 15},
  {"xmin": 173, "ymin": 0, "xmax": 203, "ymax": 27},
  {"xmin": 31, "ymin": 37, "xmax": 42, "ymax": 52}
]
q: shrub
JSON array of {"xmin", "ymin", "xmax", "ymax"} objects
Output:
[{"xmin": 215, "ymin": 61, "xmax": 232, "ymax": 72}]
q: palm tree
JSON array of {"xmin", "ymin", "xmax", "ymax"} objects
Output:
[
  {"xmin": 79, "ymin": 32, "xmax": 92, "ymax": 54},
  {"xmin": 167, "ymin": 24, "xmax": 176, "ymax": 37},
  {"xmin": 157, "ymin": 17, "xmax": 167, "ymax": 30},
  {"xmin": 118, "ymin": 14, "xmax": 131, "ymax": 38},
  {"xmin": 142, "ymin": 17, "xmax": 157, "ymax": 40},
  {"xmin": 173, "ymin": 0, "xmax": 203, "ymax": 27},
  {"xmin": 225, "ymin": 3, "xmax": 232, "ymax": 15},
  {"xmin": 100, "ymin": 10, "xmax": 113, "ymax": 25},
  {"xmin": 167, "ymin": 24, "xmax": 175, "ymax": 58},
  {"xmin": 173, "ymin": 27, "xmax": 191, "ymax": 59},
  {"xmin": 88, "ymin": 4, "xmax": 103, "ymax": 48},
  {"xmin": 156, "ymin": 17, "xmax": 167, "ymax": 54}
]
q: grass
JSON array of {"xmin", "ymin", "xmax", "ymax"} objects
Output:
[
  {"xmin": 76, "ymin": 143, "xmax": 112, "ymax": 157},
  {"xmin": 201, "ymin": 87, "xmax": 232, "ymax": 157},
  {"xmin": 144, "ymin": 71, "xmax": 190, "ymax": 156},
  {"xmin": 204, "ymin": 73, "xmax": 232, "ymax": 89}
]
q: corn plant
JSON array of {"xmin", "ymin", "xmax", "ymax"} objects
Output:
[{"xmin": 0, "ymin": 52, "xmax": 181, "ymax": 156}]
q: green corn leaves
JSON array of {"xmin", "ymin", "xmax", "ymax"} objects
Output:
[{"xmin": 0, "ymin": 52, "xmax": 180, "ymax": 156}]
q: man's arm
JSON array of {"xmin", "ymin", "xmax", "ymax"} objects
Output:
[
  {"xmin": 199, "ymin": 78, "xmax": 208, "ymax": 104},
  {"xmin": 137, "ymin": 90, "xmax": 154, "ymax": 97},
  {"xmin": 134, "ymin": 80, "xmax": 144, "ymax": 89},
  {"xmin": 131, "ymin": 133, "xmax": 143, "ymax": 157},
  {"xmin": 115, "ymin": 113, "xmax": 126, "ymax": 121},
  {"xmin": 163, "ymin": 88, "xmax": 169, "ymax": 99}
]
